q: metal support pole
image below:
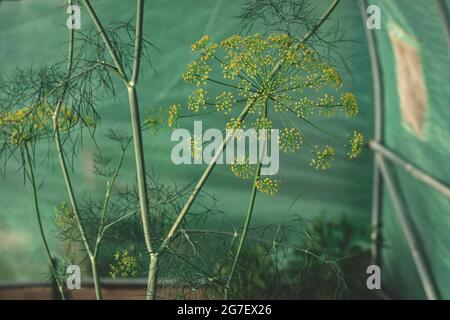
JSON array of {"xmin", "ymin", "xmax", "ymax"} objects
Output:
[
  {"xmin": 369, "ymin": 141, "xmax": 450, "ymax": 199},
  {"xmin": 377, "ymin": 156, "xmax": 439, "ymax": 300},
  {"xmin": 359, "ymin": 0, "xmax": 384, "ymax": 266},
  {"xmin": 436, "ymin": 0, "xmax": 450, "ymax": 52}
]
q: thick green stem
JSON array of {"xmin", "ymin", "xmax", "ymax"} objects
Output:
[
  {"xmin": 24, "ymin": 144, "xmax": 66, "ymax": 300},
  {"xmin": 130, "ymin": 0, "xmax": 160, "ymax": 300},
  {"xmin": 147, "ymin": 253, "xmax": 159, "ymax": 300},
  {"xmin": 127, "ymin": 85, "xmax": 156, "ymax": 300},
  {"xmin": 83, "ymin": 0, "xmax": 156, "ymax": 299},
  {"xmin": 224, "ymin": 158, "xmax": 263, "ymax": 299},
  {"xmin": 224, "ymin": 100, "xmax": 268, "ymax": 299},
  {"xmin": 90, "ymin": 256, "xmax": 102, "ymax": 300}
]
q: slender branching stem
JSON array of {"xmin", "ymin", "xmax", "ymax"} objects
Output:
[
  {"xmin": 128, "ymin": 0, "xmax": 158, "ymax": 300},
  {"xmin": 94, "ymin": 141, "xmax": 130, "ymax": 258},
  {"xmin": 53, "ymin": 112, "xmax": 103, "ymax": 298},
  {"xmin": 24, "ymin": 144, "xmax": 66, "ymax": 300},
  {"xmin": 224, "ymin": 100, "xmax": 268, "ymax": 300},
  {"xmin": 82, "ymin": 0, "xmax": 127, "ymax": 80},
  {"xmin": 268, "ymin": 0, "xmax": 341, "ymax": 80},
  {"xmin": 52, "ymin": 0, "xmax": 102, "ymax": 299},
  {"xmin": 301, "ymin": 0, "xmax": 341, "ymax": 44}
]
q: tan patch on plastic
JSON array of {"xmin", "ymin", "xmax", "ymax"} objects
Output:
[{"xmin": 389, "ymin": 25, "xmax": 427, "ymax": 138}]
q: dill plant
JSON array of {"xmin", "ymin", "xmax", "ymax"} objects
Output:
[
  {"xmin": 0, "ymin": 101, "xmax": 82, "ymax": 299},
  {"xmin": 0, "ymin": 0, "xmax": 158, "ymax": 299},
  {"xmin": 0, "ymin": 0, "xmax": 368, "ymax": 300},
  {"xmin": 51, "ymin": 0, "xmax": 157, "ymax": 300},
  {"xmin": 164, "ymin": 0, "xmax": 364, "ymax": 298}
]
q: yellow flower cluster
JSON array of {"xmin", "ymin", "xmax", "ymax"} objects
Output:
[
  {"xmin": 253, "ymin": 117, "xmax": 272, "ymax": 130},
  {"xmin": 221, "ymin": 34, "xmax": 270, "ymax": 79},
  {"xmin": 279, "ymin": 128, "xmax": 302, "ymax": 153},
  {"xmin": 268, "ymin": 34, "xmax": 293, "ymax": 48},
  {"xmin": 215, "ymin": 91, "xmax": 235, "ymax": 114},
  {"xmin": 0, "ymin": 103, "xmax": 78, "ymax": 146},
  {"xmin": 340, "ymin": 93, "xmax": 359, "ymax": 117},
  {"xmin": 321, "ymin": 65, "xmax": 342, "ymax": 88},
  {"xmin": 189, "ymin": 135, "xmax": 202, "ymax": 160},
  {"xmin": 168, "ymin": 104, "xmax": 180, "ymax": 128},
  {"xmin": 183, "ymin": 61, "xmax": 212, "ymax": 86},
  {"xmin": 293, "ymin": 97, "xmax": 315, "ymax": 118},
  {"xmin": 192, "ymin": 35, "xmax": 218, "ymax": 62},
  {"xmin": 255, "ymin": 177, "xmax": 281, "ymax": 195},
  {"xmin": 187, "ymin": 88, "xmax": 207, "ymax": 112},
  {"xmin": 184, "ymin": 35, "xmax": 217, "ymax": 87},
  {"xmin": 348, "ymin": 131, "xmax": 364, "ymax": 159},
  {"xmin": 180, "ymin": 33, "xmax": 358, "ymax": 124},
  {"xmin": 316, "ymin": 94, "xmax": 336, "ymax": 117},
  {"xmin": 231, "ymin": 157, "xmax": 254, "ymax": 179},
  {"xmin": 310, "ymin": 145, "xmax": 335, "ymax": 170},
  {"xmin": 109, "ymin": 250, "xmax": 138, "ymax": 280},
  {"xmin": 173, "ymin": 33, "xmax": 364, "ymax": 195},
  {"xmin": 226, "ymin": 117, "xmax": 245, "ymax": 131}
]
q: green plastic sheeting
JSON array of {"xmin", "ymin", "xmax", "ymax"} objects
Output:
[{"xmin": 369, "ymin": 0, "xmax": 450, "ymax": 299}]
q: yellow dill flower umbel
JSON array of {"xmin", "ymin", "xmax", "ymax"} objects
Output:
[
  {"xmin": 348, "ymin": 131, "xmax": 364, "ymax": 159},
  {"xmin": 109, "ymin": 250, "xmax": 138, "ymax": 280},
  {"xmin": 169, "ymin": 33, "xmax": 364, "ymax": 194},
  {"xmin": 279, "ymin": 128, "xmax": 302, "ymax": 153},
  {"xmin": 255, "ymin": 177, "xmax": 281, "ymax": 195},
  {"xmin": 310, "ymin": 145, "xmax": 335, "ymax": 170},
  {"xmin": 168, "ymin": 104, "xmax": 180, "ymax": 128},
  {"xmin": 231, "ymin": 157, "xmax": 254, "ymax": 180},
  {"xmin": 340, "ymin": 93, "xmax": 359, "ymax": 117},
  {"xmin": 215, "ymin": 91, "xmax": 236, "ymax": 114},
  {"xmin": 187, "ymin": 88, "xmax": 207, "ymax": 112}
]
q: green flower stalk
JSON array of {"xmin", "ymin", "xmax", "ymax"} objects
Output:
[{"xmin": 24, "ymin": 144, "xmax": 66, "ymax": 300}]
